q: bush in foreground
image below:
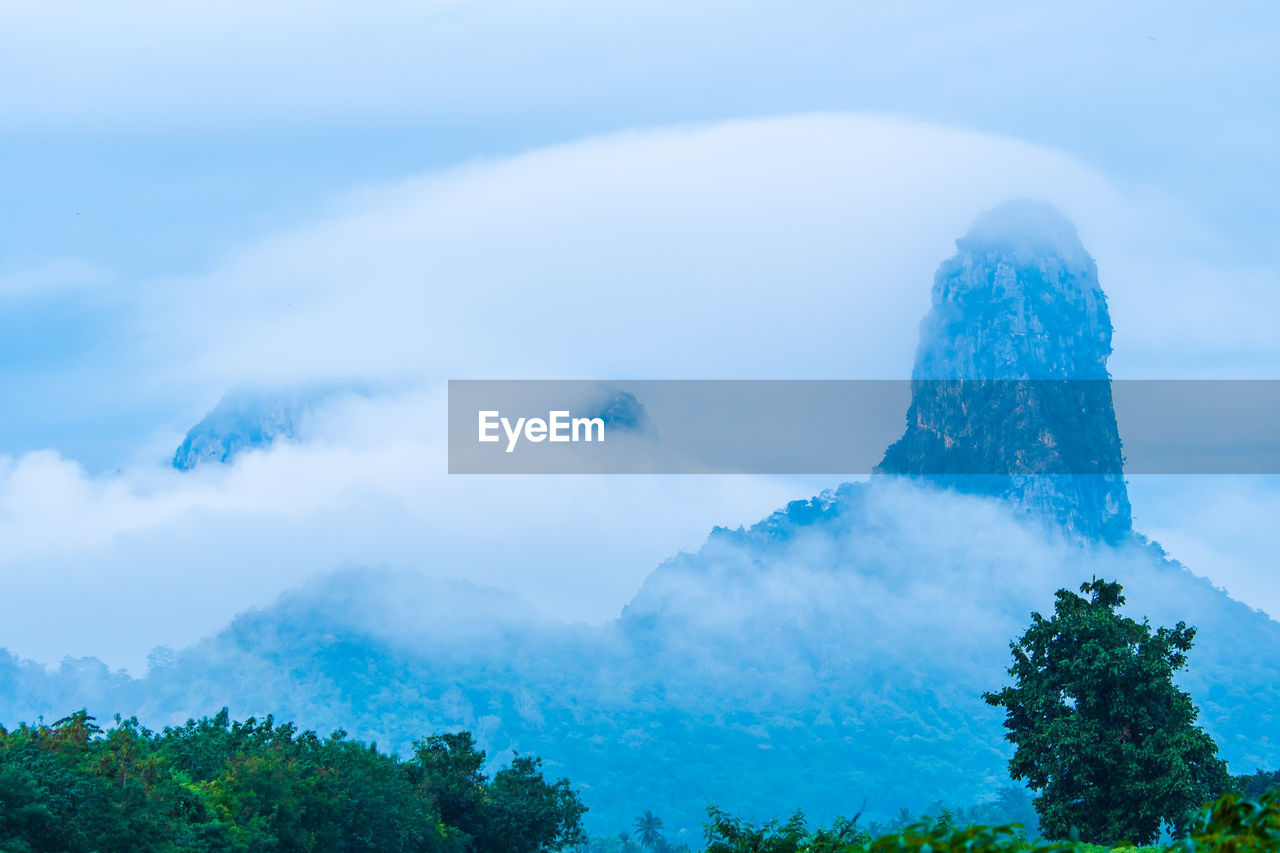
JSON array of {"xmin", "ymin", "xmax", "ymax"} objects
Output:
[{"xmin": 699, "ymin": 788, "xmax": 1280, "ymax": 852}]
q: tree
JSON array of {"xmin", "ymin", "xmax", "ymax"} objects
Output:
[
  {"xmin": 410, "ymin": 733, "xmax": 586, "ymax": 853},
  {"xmin": 412, "ymin": 731, "xmax": 489, "ymax": 839},
  {"xmin": 1236, "ymin": 769, "xmax": 1280, "ymax": 800},
  {"xmin": 702, "ymin": 806, "xmax": 808, "ymax": 853},
  {"xmin": 482, "ymin": 754, "xmax": 587, "ymax": 853},
  {"xmin": 0, "ymin": 710, "xmax": 586, "ymax": 853},
  {"xmin": 634, "ymin": 810, "xmax": 664, "ymax": 849},
  {"xmin": 983, "ymin": 578, "xmax": 1233, "ymax": 845}
]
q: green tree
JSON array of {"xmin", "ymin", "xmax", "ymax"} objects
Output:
[
  {"xmin": 0, "ymin": 762, "xmax": 60, "ymax": 852},
  {"xmin": 0, "ymin": 709, "xmax": 587, "ymax": 853},
  {"xmin": 1236, "ymin": 769, "xmax": 1280, "ymax": 800},
  {"xmin": 983, "ymin": 578, "xmax": 1233, "ymax": 845},
  {"xmin": 412, "ymin": 731, "xmax": 489, "ymax": 843},
  {"xmin": 702, "ymin": 806, "xmax": 808, "ymax": 853},
  {"xmin": 482, "ymin": 754, "xmax": 587, "ymax": 853},
  {"xmin": 410, "ymin": 733, "xmax": 586, "ymax": 853}
]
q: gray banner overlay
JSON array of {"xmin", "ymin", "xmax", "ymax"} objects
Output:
[{"xmin": 447, "ymin": 380, "xmax": 1280, "ymax": 474}]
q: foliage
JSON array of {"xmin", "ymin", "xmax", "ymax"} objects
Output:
[
  {"xmin": 576, "ymin": 824, "xmax": 689, "ymax": 853},
  {"xmin": 702, "ymin": 806, "xmax": 871, "ymax": 852},
  {"xmin": 0, "ymin": 709, "xmax": 585, "ymax": 853},
  {"xmin": 699, "ymin": 789, "xmax": 1280, "ymax": 852},
  {"xmin": 984, "ymin": 579, "xmax": 1233, "ymax": 845},
  {"xmin": 1178, "ymin": 786, "xmax": 1280, "ymax": 851},
  {"xmin": 9, "ymin": 505, "xmax": 1280, "ymax": 838},
  {"xmin": 700, "ymin": 803, "xmax": 1068, "ymax": 852},
  {"xmin": 1234, "ymin": 770, "xmax": 1280, "ymax": 802}
]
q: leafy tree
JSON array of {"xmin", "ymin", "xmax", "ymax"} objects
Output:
[
  {"xmin": 482, "ymin": 754, "xmax": 587, "ymax": 853},
  {"xmin": 984, "ymin": 578, "xmax": 1233, "ymax": 845},
  {"xmin": 410, "ymin": 732, "xmax": 586, "ymax": 853},
  {"xmin": 412, "ymin": 731, "xmax": 489, "ymax": 844},
  {"xmin": 0, "ymin": 762, "xmax": 60, "ymax": 852},
  {"xmin": 1184, "ymin": 786, "xmax": 1280, "ymax": 849},
  {"xmin": 702, "ymin": 806, "xmax": 809, "ymax": 853},
  {"xmin": 1235, "ymin": 769, "xmax": 1280, "ymax": 800},
  {"xmin": 702, "ymin": 807, "xmax": 869, "ymax": 853},
  {"xmin": 963, "ymin": 786, "xmax": 1039, "ymax": 838},
  {"xmin": 0, "ymin": 709, "xmax": 585, "ymax": 853}
]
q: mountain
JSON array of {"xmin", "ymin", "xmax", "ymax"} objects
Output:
[
  {"xmin": 4, "ymin": 201, "xmax": 1278, "ymax": 837},
  {"xmin": 172, "ymin": 387, "xmax": 322, "ymax": 469},
  {"xmin": 593, "ymin": 389, "xmax": 657, "ymax": 436},
  {"xmin": 878, "ymin": 200, "xmax": 1131, "ymax": 542},
  {"xmin": 174, "ymin": 385, "xmax": 653, "ymax": 471}
]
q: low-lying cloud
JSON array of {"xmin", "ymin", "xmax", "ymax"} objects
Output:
[{"xmin": 1, "ymin": 114, "xmax": 1277, "ymax": 672}]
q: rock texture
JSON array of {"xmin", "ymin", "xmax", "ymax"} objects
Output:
[
  {"xmin": 172, "ymin": 388, "xmax": 314, "ymax": 470},
  {"xmin": 878, "ymin": 200, "xmax": 1132, "ymax": 542}
]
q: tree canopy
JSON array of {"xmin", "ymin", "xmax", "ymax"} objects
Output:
[
  {"xmin": 983, "ymin": 578, "xmax": 1232, "ymax": 845},
  {"xmin": 0, "ymin": 709, "xmax": 585, "ymax": 853}
]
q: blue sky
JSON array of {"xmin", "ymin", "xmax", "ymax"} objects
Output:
[
  {"xmin": 0, "ymin": 0, "xmax": 1277, "ymax": 669},
  {"xmin": 3, "ymin": 0, "xmax": 1277, "ymax": 465}
]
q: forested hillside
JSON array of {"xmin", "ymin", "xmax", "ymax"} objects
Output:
[{"xmin": 0, "ymin": 710, "xmax": 584, "ymax": 852}]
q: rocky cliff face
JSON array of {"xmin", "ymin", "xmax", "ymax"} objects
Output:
[
  {"xmin": 878, "ymin": 200, "xmax": 1133, "ymax": 543},
  {"xmin": 172, "ymin": 388, "xmax": 315, "ymax": 470}
]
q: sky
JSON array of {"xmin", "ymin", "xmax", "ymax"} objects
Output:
[{"xmin": 0, "ymin": 0, "xmax": 1277, "ymax": 671}]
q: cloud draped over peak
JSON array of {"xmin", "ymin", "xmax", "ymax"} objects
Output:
[
  {"xmin": 137, "ymin": 114, "xmax": 1277, "ymax": 394},
  {"xmin": 2, "ymin": 113, "xmax": 1278, "ymax": 672}
]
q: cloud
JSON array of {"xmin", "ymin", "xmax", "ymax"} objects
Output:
[
  {"xmin": 2, "ymin": 2, "xmax": 1274, "ymax": 146},
  {"xmin": 5, "ymin": 1, "xmax": 1275, "ymax": 259},
  {"xmin": 1, "ymin": 113, "xmax": 1276, "ymax": 672},
  {"xmin": 128, "ymin": 113, "xmax": 1279, "ymax": 393},
  {"xmin": 1128, "ymin": 475, "xmax": 1280, "ymax": 617},
  {"xmin": 0, "ymin": 386, "xmax": 809, "ymax": 671}
]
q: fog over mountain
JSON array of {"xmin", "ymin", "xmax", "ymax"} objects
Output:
[
  {"xmin": 172, "ymin": 386, "xmax": 336, "ymax": 470},
  {"xmin": 3, "ymin": 202, "xmax": 1277, "ymax": 835}
]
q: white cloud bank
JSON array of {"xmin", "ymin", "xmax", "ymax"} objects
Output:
[
  {"xmin": 0, "ymin": 392, "xmax": 806, "ymax": 673},
  {"xmin": 1, "ymin": 114, "xmax": 1277, "ymax": 671},
  {"xmin": 140, "ymin": 113, "xmax": 1280, "ymax": 389}
]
